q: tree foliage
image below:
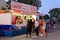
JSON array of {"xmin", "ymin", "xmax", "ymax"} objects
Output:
[
  {"xmin": 44, "ymin": 14, "xmax": 50, "ymax": 20},
  {"xmin": 17, "ymin": 0, "xmax": 41, "ymax": 9},
  {"xmin": 2, "ymin": 0, "xmax": 41, "ymax": 10},
  {"xmin": 48, "ymin": 8, "xmax": 60, "ymax": 19}
]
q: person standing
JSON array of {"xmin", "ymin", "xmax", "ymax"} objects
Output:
[
  {"xmin": 26, "ymin": 19, "xmax": 32, "ymax": 38},
  {"xmin": 46, "ymin": 19, "xmax": 50, "ymax": 32},
  {"xmin": 50, "ymin": 19, "xmax": 55, "ymax": 28},
  {"xmin": 35, "ymin": 19, "xmax": 39, "ymax": 37},
  {"xmin": 49, "ymin": 19, "xmax": 55, "ymax": 32},
  {"xmin": 31, "ymin": 18, "xmax": 35, "ymax": 33},
  {"xmin": 40, "ymin": 18, "xmax": 46, "ymax": 37}
]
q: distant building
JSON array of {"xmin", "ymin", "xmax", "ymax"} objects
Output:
[
  {"xmin": 0, "ymin": 0, "xmax": 6, "ymax": 10},
  {"xmin": 0, "ymin": 0, "xmax": 11, "ymax": 10}
]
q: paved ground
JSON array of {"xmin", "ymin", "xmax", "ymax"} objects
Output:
[
  {"xmin": 0, "ymin": 29, "xmax": 60, "ymax": 40},
  {"xmin": 0, "ymin": 23, "xmax": 60, "ymax": 40}
]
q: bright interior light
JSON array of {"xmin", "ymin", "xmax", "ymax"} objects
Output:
[
  {"xmin": 5, "ymin": 0, "xmax": 9, "ymax": 2},
  {"xmin": 32, "ymin": 15, "xmax": 36, "ymax": 20}
]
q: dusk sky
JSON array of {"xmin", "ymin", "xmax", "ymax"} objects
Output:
[
  {"xmin": 38, "ymin": 0, "xmax": 60, "ymax": 15},
  {"xmin": 5, "ymin": 0, "xmax": 60, "ymax": 15}
]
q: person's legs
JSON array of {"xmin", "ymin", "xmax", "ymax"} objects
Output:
[
  {"xmin": 41, "ymin": 28, "xmax": 46, "ymax": 37},
  {"xmin": 29, "ymin": 27, "xmax": 32, "ymax": 38},
  {"xmin": 40, "ymin": 26, "xmax": 44, "ymax": 36},
  {"xmin": 43, "ymin": 29, "xmax": 46, "ymax": 37},
  {"xmin": 36, "ymin": 27, "xmax": 39, "ymax": 36},
  {"xmin": 41, "ymin": 26, "xmax": 46, "ymax": 37},
  {"xmin": 26, "ymin": 27, "xmax": 29, "ymax": 38}
]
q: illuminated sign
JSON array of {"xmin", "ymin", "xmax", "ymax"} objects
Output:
[{"xmin": 11, "ymin": 1, "xmax": 37, "ymax": 14}]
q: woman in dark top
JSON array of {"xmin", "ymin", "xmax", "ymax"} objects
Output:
[
  {"xmin": 26, "ymin": 19, "xmax": 32, "ymax": 38},
  {"xmin": 31, "ymin": 18, "xmax": 35, "ymax": 33}
]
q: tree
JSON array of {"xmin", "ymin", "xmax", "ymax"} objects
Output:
[
  {"xmin": 3, "ymin": 0, "xmax": 41, "ymax": 11},
  {"xmin": 48, "ymin": 8, "xmax": 60, "ymax": 19},
  {"xmin": 44, "ymin": 14, "xmax": 50, "ymax": 20},
  {"xmin": 17, "ymin": 0, "xmax": 41, "ymax": 9}
]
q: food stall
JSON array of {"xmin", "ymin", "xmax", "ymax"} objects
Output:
[
  {"xmin": 0, "ymin": 13, "xmax": 27, "ymax": 36},
  {"xmin": 11, "ymin": 1, "xmax": 39, "ymax": 28},
  {"xmin": 0, "ymin": 1, "xmax": 43, "ymax": 36}
]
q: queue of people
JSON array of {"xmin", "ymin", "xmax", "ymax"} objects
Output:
[
  {"xmin": 26, "ymin": 17, "xmax": 46, "ymax": 38},
  {"xmin": 26, "ymin": 17, "xmax": 55, "ymax": 38}
]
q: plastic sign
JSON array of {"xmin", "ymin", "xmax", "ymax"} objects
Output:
[{"xmin": 11, "ymin": 1, "xmax": 37, "ymax": 14}]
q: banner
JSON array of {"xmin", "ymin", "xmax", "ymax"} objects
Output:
[
  {"xmin": 11, "ymin": 1, "xmax": 37, "ymax": 14},
  {"xmin": 11, "ymin": 1, "xmax": 22, "ymax": 10}
]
